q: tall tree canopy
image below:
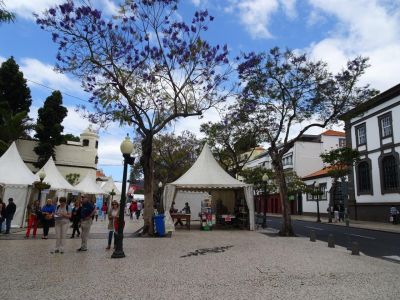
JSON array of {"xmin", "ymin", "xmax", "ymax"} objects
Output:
[
  {"xmin": 0, "ymin": 57, "xmax": 32, "ymax": 115},
  {"xmin": 200, "ymin": 108, "xmax": 260, "ymax": 178},
  {"xmin": 36, "ymin": 0, "xmax": 232, "ymax": 234},
  {"xmin": 34, "ymin": 91, "xmax": 68, "ymax": 168},
  {"xmin": 0, "ymin": 57, "xmax": 32, "ymax": 154},
  {"xmin": 236, "ymin": 47, "xmax": 378, "ymax": 236}
]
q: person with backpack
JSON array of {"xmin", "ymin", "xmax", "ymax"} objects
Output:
[
  {"xmin": 129, "ymin": 201, "xmax": 137, "ymax": 220},
  {"xmin": 77, "ymin": 195, "xmax": 95, "ymax": 252},
  {"xmin": 52, "ymin": 197, "xmax": 71, "ymax": 254}
]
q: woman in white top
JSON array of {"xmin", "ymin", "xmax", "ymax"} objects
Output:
[{"xmin": 52, "ymin": 197, "xmax": 71, "ymax": 254}]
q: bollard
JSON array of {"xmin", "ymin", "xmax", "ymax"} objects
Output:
[
  {"xmin": 328, "ymin": 234, "xmax": 335, "ymax": 248},
  {"xmin": 351, "ymin": 241, "xmax": 360, "ymax": 255},
  {"xmin": 310, "ymin": 230, "xmax": 316, "ymax": 242}
]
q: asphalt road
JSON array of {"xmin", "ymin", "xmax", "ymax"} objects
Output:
[{"xmin": 265, "ymin": 216, "xmax": 400, "ymax": 263}]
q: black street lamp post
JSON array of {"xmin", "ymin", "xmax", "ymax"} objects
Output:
[
  {"xmin": 262, "ymin": 173, "xmax": 269, "ymax": 229},
  {"xmin": 313, "ymin": 181, "xmax": 322, "ymax": 223},
  {"xmin": 37, "ymin": 171, "xmax": 46, "ymax": 201},
  {"xmin": 158, "ymin": 181, "xmax": 163, "ymax": 213},
  {"xmin": 112, "ymin": 135, "xmax": 135, "ymax": 259}
]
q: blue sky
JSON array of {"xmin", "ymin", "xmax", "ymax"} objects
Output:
[{"xmin": 1, "ymin": 0, "xmax": 400, "ymax": 181}]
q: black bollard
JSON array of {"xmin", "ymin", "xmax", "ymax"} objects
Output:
[
  {"xmin": 328, "ymin": 234, "xmax": 335, "ymax": 248},
  {"xmin": 351, "ymin": 241, "xmax": 360, "ymax": 255},
  {"xmin": 310, "ymin": 230, "xmax": 316, "ymax": 242}
]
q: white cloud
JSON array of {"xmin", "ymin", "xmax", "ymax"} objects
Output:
[
  {"xmin": 4, "ymin": 0, "xmax": 119, "ymax": 20},
  {"xmin": 191, "ymin": 0, "xmax": 202, "ymax": 6},
  {"xmin": 19, "ymin": 58, "xmax": 83, "ymax": 94},
  {"xmin": 226, "ymin": 0, "xmax": 297, "ymax": 39},
  {"xmin": 307, "ymin": 0, "xmax": 400, "ymax": 91}
]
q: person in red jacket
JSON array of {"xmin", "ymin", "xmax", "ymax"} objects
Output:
[{"xmin": 129, "ymin": 201, "xmax": 137, "ymax": 220}]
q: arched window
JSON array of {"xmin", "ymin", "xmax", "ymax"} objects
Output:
[
  {"xmin": 83, "ymin": 139, "xmax": 89, "ymax": 147},
  {"xmin": 95, "ymin": 155, "xmax": 98, "ymax": 164},
  {"xmin": 381, "ymin": 155, "xmax": 399, "ymax": 192},
  {"xmin": 95, "ymin": 140, "xmax": 99, "ymax": 149},
  {"xmin": 357, "ymin": 161, "xmax": 371, "ymax": 193}
]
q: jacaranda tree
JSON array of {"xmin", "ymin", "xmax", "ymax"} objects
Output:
[
  {"xmin": 236, "ymin": 47, "xmax": 378, "ymax": 236},
  {"xmin": 36, "ymin": 0, "xmax": 231, "ymax": 234}
]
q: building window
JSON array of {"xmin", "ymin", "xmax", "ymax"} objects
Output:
[
  {"xmin": 357, "ymin": 161, "xmax": 371, "ymax": 194},
  {"xmin": 339, "ymin": 138, "xmax": 346, "ymax": 148},
  {"xmin": 83, "ymin": 139, "xmax": 89, "ymax": 147},
  {"xmin": 282, "ymin": 154, "xmax": 293, "ymax": 166},
  {"xmin": 319, "ymin": 183, "xmax": 327, "ymax": 200},
  {"xmin": 95, "ymin": 155, "xmax": 98, "ymax": 164},
  {"xmin": 380, "ymin": 154, "xmax": 399, "ymax": 193},
  {"xmin": 355, "ymin": 124, "xmax": 366, "ymax": 146},
  {"xmin": 378, "ymin": 112, "xmax": 392, "ymax": 138},
  {"xmin": 95, "ymin": 140, "xmax": 99, "ymax": 149}
]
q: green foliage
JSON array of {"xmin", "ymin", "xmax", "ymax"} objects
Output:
[
  {"xmin": 285, "ymin": 171, "xmax": 308, "ymax": 195},
  {"xmin": 65, "ymin": 173, "xmax": 80, "ymax": 186},
  {"xmin": 239, "ymin": 167, "xmax": 274, "ymax": 192},
  {"xmin": 34, "ymin": 91, "xmax": 68, "ymax": 168},
  {"xmin": 0, "ymin": 57, "xmax": 32, "ymax": 154},
  {"xmin": 152, "ymin": 131, "xmax": 202, "ymax": 185},
  {"xmin": 0, "ymin": 57, "xmax": 31, "ymax": 115},
  {"xmin": 0, "ymin": 1, "xmax": 15, "ymax": 24},
  {"xmin": 200, "ymin": 109, "xmax": 261, "ymax": 177},
  {"xmin": 62, "ymin": 133, "xmax": 80, "ymax": 143},
  {"xmin": 320, "ymin": 147, "xmax": 360, "ymax": 179}
]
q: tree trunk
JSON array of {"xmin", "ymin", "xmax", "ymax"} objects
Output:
[
  {"xmin": 272, "ymin": 156, "xmax": 295, "ymax": 236},
  {"xmin": 141, "ymin": 134, "xmax": 155, "ymax": 236}
]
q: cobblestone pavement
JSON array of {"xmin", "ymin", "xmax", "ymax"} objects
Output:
[{"xmin": 1, "ymin": 219, "xmax": 400, "ymax": 300}]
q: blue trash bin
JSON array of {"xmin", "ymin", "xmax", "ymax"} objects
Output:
[{"xmin": 154, "ymin": 214, "xmax": 165, "ymax": 237}]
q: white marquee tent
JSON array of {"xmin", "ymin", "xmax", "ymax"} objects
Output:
[
  {"xmin": 0, "ymin": 142, "xmax": 38, "ymax": 227},
  {"xmin": 100, "ymin": 176, "xmax": 121, "ymax": 202},
  {"xmin": 38, "ymin": 157, "xmax": 79, "ymax": 198},
  {"xmin": 75, "ymin": 173, "xmax": 105, "ymax": 195},
  {"xmin": 163, "ymin": 144, "xmax": 255, "ymax": 231}
]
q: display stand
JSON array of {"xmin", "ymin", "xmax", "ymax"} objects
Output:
[{"xmin": 200, "ymin": 198, "xmax": 214, "ymax": 231}]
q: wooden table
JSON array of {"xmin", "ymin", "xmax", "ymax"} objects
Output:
[{"xmin": 171, "ymin": 213, "xmax": 191, "ymax": 230}]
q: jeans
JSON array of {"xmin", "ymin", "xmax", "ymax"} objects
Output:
[
  {"xmin": 42, "ymin": 219, "xmax": 52, "ymax": 237},
  {"xmin": 108, "ymin": 230, "xmax": 116, "ymax": 247},
  {"xmin": 71, "ymin": 220, "xmax": 80, "ymax": 237},
  {"xmin": 26, "ymin": 215, "xmax": 38, "ymax": 237},
  {"xmin": 5, "ymin": 217, "xmax": 12, "ymax": 233},
  {"xmin": 0, "ymin": 217, "xmax": 4, "ymax": 232}
]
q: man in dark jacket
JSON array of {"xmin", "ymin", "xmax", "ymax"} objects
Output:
[{"xmin": 5, "ymin": 198, "xmax": 16, "ymax": 234}]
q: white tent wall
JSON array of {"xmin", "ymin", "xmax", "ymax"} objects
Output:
[
  {"xmin": 3, "ymin": 185, "xmax": 30, "ymax": 227},
  {"xmin": 174, "ymin": 191, "xmax": 210, "ymax": 221},
  {"xmin": 163, "ymin": 184, "xmax": 176, "ymax": 232},
  {"xmin": 244, "ymin": 186, "xmax": 255, "ymax": 230}
]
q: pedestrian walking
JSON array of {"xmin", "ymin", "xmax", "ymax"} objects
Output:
[
  {"xmin": 106, "ymin": 201, "xmax": 119, "ymax": 250},
  {"xmin": 4, "ymin": 198, "xmax": 16, "ymax": 234},
  {"xmin": 70, "ymin": 199, "xmax": 81, "ymax": 238},
  {"xmin": 94, "ymin": 207, "xmax": 99, "ymax": 222},
  {"xmin": 41, "ymin": 199, "xmax": 56, "ymax": 239},
  {"xmin": 390, "ymin": 206, "xmax": 399, "ymax": 224},
  {"xmin": 101, "ymin": 202, "xmax": 107, "ymax": 221},
  {"xmin": 129, "ymin": 201, "xmax": 137, "ymax": 220},
  {"xmin": 25, "ymin": 200, "xmax": 41, "ymax": 238},
  {"xmin": 135, "ymin": 200, "xmax": 142, "ymax": 220},
  {"xmin": 52, "ymin": 197, "xmax": 71, "ymax": 254},
  {"xmin": 77, "ymin": 195, "xmax": 95, "ymax": 252},
  {"xmin": 0, "ymin": 198, "xmax": 5, "ymax": 233}
]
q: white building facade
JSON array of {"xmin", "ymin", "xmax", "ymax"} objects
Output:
[
  {"xmin": 16, "ymin": 126, "xmax": 99, "ymax": 183},
  {"xmin": 341, "ymin": 84, "xmax": 400, "ymax": 222}
]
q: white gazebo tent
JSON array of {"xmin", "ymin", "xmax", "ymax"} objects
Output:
[
  {"xmin": 0, "ymin": 142, "xmax": 38, "ymax": 227},
  {"xmin": 38, "ymin": 157, "xmax": 80, "ymax": 202},
  {"xmin": 100, "ymin": 176, "xmax": 121, "ymax": 202},
  {"xmin": 163, "ymin": 144, "xmax": 255, "ymax": 231},
  {"xmin": 75, "ymin": 172, "xmax": 105, "ymax": 195}
]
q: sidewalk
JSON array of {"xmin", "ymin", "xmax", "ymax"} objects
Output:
[{"xmin": 266, "ymin": 213, "xmax": 400, "ymax": 234}]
